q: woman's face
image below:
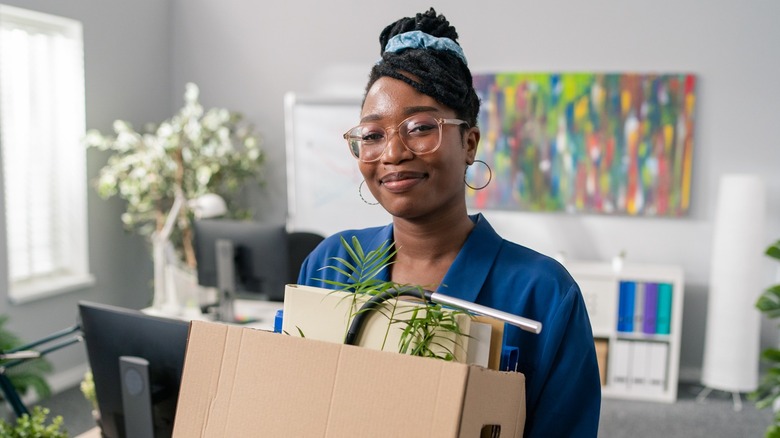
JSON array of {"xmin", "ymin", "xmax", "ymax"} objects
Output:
[{"xmin": 358, "ymin": 76, "xmax": 480, "ymax": 221}]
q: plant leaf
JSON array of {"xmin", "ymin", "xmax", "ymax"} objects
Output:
[{"xmin": 766, "ymin": 240, "xmax": 780, "ymax": 261}]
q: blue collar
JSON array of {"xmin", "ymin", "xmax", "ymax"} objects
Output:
[{"xmin": 377, "ymin": 213, "xmax": 501, "ymax": 302}]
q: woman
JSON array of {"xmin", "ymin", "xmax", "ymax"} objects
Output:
[{"xmin": 298, "ymin": 8, "xmax": 601, "ymax": 437}]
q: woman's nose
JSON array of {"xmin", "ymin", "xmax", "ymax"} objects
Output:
[{"xmin": 380, "ymin": 131, "xmax": 412, "ymax": 163}]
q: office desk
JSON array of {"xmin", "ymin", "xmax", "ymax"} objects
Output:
[
  {"xmin": 144, "ymin": 299, "xmax": 283, "ymax": 331},
  {"xmin": 232, "ymin": 298, "xmax": 284, "ymax": 330}
]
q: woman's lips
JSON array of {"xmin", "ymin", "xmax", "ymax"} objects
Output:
[{"xmin": 380, "ymin": 172, "xmax": 426, "ymax": 192}]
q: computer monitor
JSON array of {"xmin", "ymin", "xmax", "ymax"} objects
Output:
[
  {"xmin": 193, "ymin": 219, "xmax": 289, "ymax": 302},
  {"xmin": 79, "ymin": 301, "xmax": 190, "ymax": 438}
]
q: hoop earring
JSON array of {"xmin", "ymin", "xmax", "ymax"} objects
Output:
[
  {"xmin": 465, "ymin": 159, "xmax": 492, "ymax": 191},
  {"xmin": 359, "ymin": 180, "xmax": 379, "ymax": 205}
]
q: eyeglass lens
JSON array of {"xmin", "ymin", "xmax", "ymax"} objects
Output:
[{"xmin": 346, "ymin": 115, "xmax": 443, "ymax": 162}]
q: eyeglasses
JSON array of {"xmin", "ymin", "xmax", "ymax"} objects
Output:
[{"xmin": 343, "ymin": 114, "xmax": 468, "ymax": 163}]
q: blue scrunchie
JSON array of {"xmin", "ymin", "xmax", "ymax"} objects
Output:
[{"xmin": 384, "ymin": 30, "xmax": 468, "ymax": 66}]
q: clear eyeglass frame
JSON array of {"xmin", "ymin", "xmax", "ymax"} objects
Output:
[{"xmin": 343, "ymin": 114, "xmax": 468, "ymax": 163}]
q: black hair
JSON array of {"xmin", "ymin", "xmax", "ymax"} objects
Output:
[{"xmin": 365, "ymin": 8, "xmax": 480, "ymax": 128}]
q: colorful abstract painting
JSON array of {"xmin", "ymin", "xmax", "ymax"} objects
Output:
[{"xmin": 467, "ymin": 73, "xmax": 696, "ymax": 216}]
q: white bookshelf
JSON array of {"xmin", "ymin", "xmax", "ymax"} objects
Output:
[{"xmin": 565, "ymin": 260, "xmax": 684, "ymax": 403}]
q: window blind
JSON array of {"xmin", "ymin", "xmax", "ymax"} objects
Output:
[{"xmin": 0, "ymin": 5, "xmax": 92, "ymax": 300}]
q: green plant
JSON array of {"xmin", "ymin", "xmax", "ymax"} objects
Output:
[
  {"xmin": 0, "ymin": 406, "xmax": 67, "ymax": 438},
  {"xmin": 84, "ymin": 83, "xmax": 265, "ymax": 269},
  {"xmin": 0, "ymin": 316, "xmax": 52, "ymax": 401},
  {"xmin": 750, "ymin": 240, "xmax": 780, "ymax": 438},
  {"xmin": 79, "ymin": 371, "xmax": 97, "ymax": 413},
  {"xmin": 318, "ymin": 236, "xmax": 469, "ymax": 359}
]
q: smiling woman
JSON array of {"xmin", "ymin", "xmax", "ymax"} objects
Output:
[{"xmin": 297, "ymin": 8, "xmax": 602, "ymax": 438}]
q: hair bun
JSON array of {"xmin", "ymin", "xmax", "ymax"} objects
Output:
[{"xmin": 378, "ymin": 8, "xmax": 460, "ymax": 55}]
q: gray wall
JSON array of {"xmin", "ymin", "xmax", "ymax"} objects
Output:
[{"xmin": 0, "ymin": 0, "xmax": 777, "ymax": 390}]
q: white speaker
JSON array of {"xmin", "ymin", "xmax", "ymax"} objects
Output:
[{"xmin": 701, "ymin": 174, "xmax": 766, "ymax": 395}]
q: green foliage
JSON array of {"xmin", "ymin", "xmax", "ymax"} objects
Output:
[
  {"xmin": 750, "ymin": 240, "xmax": 780, "ymax": 437},
  {"xmin": 84, "ymin": 82, "xmax": 265, "ymax": 267},
  {"xmin": 79, "ymin": 371, "xmax": 97, "ymax": 412},
  {"xmin": 0, "ymin": 406, "xmax": 67, "ymax": 438},
  {"xmin": 317, "ymin": 237, "xmax": 469, "ymax": 359},
  {"xmin": 319, "ymin": 236, "xmax": 399, "ymax": 295},
  {"xmin": 318, "ymin": 236, "xmax": 401, "ymax": 344},
  {"xmin": 0, "ymin": 316, "xmax": 52, "ymax": 400},
  {"xmin": 396, "ymin": 304, "xmax": 469, "ymax": 361}
]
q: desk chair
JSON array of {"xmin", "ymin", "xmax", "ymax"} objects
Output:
[
  {"xmin": 287, "ymin": 231, "xmax": 325, "ymax": 283},
  {"xmin": 0, "ymin": 325, "xmax": 82, "ymax": 418}
]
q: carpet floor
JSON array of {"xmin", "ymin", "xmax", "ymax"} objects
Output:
[{"xmin": 32, "ymin": 381, "xmax": 774, "ymax": 437}]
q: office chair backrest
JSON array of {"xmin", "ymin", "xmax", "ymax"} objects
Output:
[{"xmin": 287, "ymin": 231, "xmax": 325, "ymax": 283}]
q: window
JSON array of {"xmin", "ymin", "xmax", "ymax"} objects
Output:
[{"xmin": 0, "ymin": 5, "xmax": 93, "ymax": 302}]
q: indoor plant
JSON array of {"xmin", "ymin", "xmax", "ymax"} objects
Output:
[
  {"xmin": 0, "ymin": 316, "xmax": 63, "ymax": 436},
  {"xmin": 84, "ymin": 83, "xmax": 265, "ymax": 271},
  {"xmin": 0, "ymin": 315, "xmax": 52, "ymax": 404},
  {"xmin": 750, "ymin": 239, "xmax": 780, "ymax": 437},
  {"xmin": 318, "ymin": 237, "xmax": 470, "ymax": 360},
  {"xmin": 0, "ymin": 406, "xmax": 67, "ymax": 438}
]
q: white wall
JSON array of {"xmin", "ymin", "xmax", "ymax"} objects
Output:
[{"xmin": 169, "ymin": 0, "xmax": 780, "ymax": 379}]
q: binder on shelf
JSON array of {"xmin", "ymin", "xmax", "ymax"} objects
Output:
[
  {"xmin": 643, "ymin": 282, "xmax": 659, "ymax": 334},
  {"xmin": 647, "ymin": 342, "xmax": 669, "ymax": 395},
  {"xmin": 617, "ymin": 281, "xmax": 635, "ymax": 332},
  {"xmin": 656, "ymin": 283, "xmax": 673, "ymax": 335},
  {"xmin": 609, "ymin": 339, "xmax": 632, "ymax": 390},
  {"xmin": 633, "ymin": 282, "xmax": 645, "ymax": 334},
  {"xmin": 630, "ymin": 341, "xmax": 650, "ymax": 391}
]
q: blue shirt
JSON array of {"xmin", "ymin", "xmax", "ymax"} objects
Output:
[{"xmin": 298, "ymin": 213, "xmax": 601, "ymax": 437}]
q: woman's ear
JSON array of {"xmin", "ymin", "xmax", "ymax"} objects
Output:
[{"xmin": 464, "ymin": 126, "xmax": 480, "ymax": 165}]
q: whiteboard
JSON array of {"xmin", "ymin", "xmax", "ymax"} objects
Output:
[{"xmin": 284, "ymin": 93, "xmax": 392, "ymax": 237}]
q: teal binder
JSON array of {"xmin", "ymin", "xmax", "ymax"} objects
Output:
[{"xmin": 656, "ymin": 283, "xmax": 673, "ymax": 335}]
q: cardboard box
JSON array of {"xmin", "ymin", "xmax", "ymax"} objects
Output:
[
  {"xmin": 173, "ymin": 320, "xmax": 526, "ymax": 437},
  {"xmin": 595, "ymin": 338, "xmax": 609, "ymax": 386}
]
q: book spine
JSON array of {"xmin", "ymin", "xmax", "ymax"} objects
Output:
[
  {"xmin": 656, "ymin": 283, "xmax": 673, "ymax": 335},
  {"xmin": 643, "ymin": 283, "xmax": 658, "ymax": 334},
  {"xmin": 647, "ymin": 342, "xmax": 669, "ymax": 395},
  {"xmin": 634, "ymin": 282, "xmax": 645, "ymax": 334},
  {"xmin": 609, "ymin": 339, "xmax": 632, "ymax": 390},
  {"xmin": 617, "ymin": 281, "xmax": 636, "ymax": 332}
]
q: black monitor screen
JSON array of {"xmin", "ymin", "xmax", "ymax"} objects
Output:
[
  {"xmin": 79, "ymin": 301, "xmax": 189, "ymax": 438},
  {"xmin": 193, "ymin": 219, "xmax": 289, "ymax": 301}
]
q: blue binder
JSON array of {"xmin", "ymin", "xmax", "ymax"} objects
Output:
[{"xmin": 617, "ymin": 281, "xmax": 635, "ymax": 332}]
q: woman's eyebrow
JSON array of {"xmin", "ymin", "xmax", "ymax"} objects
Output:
[
  {"xmin": 402, "ymin": 105, "xmax": 439, "ymax": 116},
  {"xmin": 360, "ymin": 106, "xmax": 440, "ymax": 123}
]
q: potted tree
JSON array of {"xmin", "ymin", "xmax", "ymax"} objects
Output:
[
  {"xmin": 750, "ymin": 239, "xmax": 780, "ymax": 437},
  {"xmin": 85, "ymin": 83, "xmax": 265, "ymax": 307}
]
